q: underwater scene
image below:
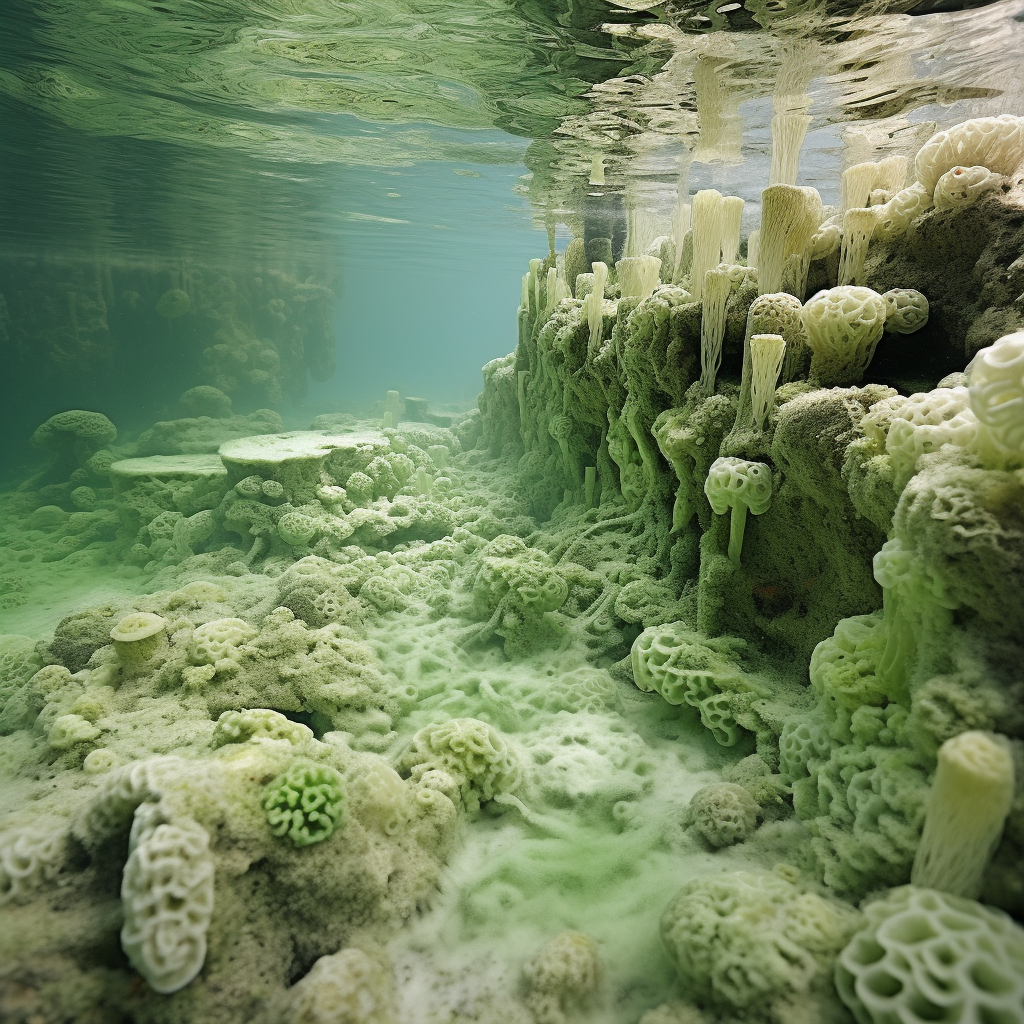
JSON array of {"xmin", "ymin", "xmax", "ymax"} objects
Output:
[{"xmin": 1, "ymin": 0, "xmax": 1024, "ymax": 1021}]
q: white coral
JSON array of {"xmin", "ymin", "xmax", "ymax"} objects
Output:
[
  {"xmin": 802, "ymin": 286, "xmax": 887, "ymax": 387},
  {"xmin": 120, "ymin": 816, "xmax": 215, "ymax": 994},
  {"xmin": 933, "ymin": 164, "xmax": 1005, "ymax": 210},
  {"xmin": 884, "ymin": 387, "xmax": 977, "ymax": 490},
  {"xmin": 967, "ymin": 329, "xmax": 1024, "ymax": 467}
]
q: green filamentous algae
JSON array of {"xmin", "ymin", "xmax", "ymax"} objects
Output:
[{"xmin": 1, "ymin": 0, "xmax": 1023, "ymax": 1021}]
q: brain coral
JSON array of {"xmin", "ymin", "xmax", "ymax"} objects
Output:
[
  {"xmin": 263, "ymin": 761, "xmax": 346, "ymax": 847},
  {"xmin": 661, "ymin": 869, "xmax": 860, "ymax": 1012}
]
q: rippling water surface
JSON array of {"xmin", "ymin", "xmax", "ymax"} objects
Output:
[{"xmin": 2, "ymin": 0, "xmax": 1023, "ymax": 440}]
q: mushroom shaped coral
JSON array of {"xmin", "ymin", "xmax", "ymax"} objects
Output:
[
  {"xmin": 30, "ymin": 410, "xmax": 117, "ymax": 485},
  {"xmin": 178, "ymin": 385, "xmax": 232, "ymax": 419},
  {"xmin": 967, "ymin": 329, "xmax": 1024, "ymax": 468},
  {"xmin": 801, "ymin": 286, "xmax": 888, "ymax": 387},
  {"xmin": 704, "ymin": 457, "xmax": 773, "ymax": 567}
]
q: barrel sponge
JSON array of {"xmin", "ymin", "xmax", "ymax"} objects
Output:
[
  {"xmin": 779, "ymin": 713, "xmax": 832, "ymax": 782},
  {"xmin": 688, "ymin": 782, "xmax": 759, "ymax": 848},
  {"xmin": 631, "ymin": 625, "xmax": 757, "ymax": 746},
  {"xmin": 120, "ymin": 817, "xmax": 215, "ymax": 994},
  {"xmin": 263, "ymin": 761, "xmax": 346, "ymax": 847},
  {"xmin": 835, "ymin": 886, "xmax": 1024, "ymax": 1024},
  {"xmin": 278, "ymin": 510, "xmax": 319, "ymax": 547},
  {"xmin": 31, "ymin": 409, "xmax": 117, "ymax": 454},
  {"xmin": 48, "ymin": 712, "xmax": 102, "ymax": 750},
  {"xmin": 661, "ymin": 869, "xmax": 860, "ymax": 1011},
  {"xmin": 285, "ymin": 948, "xmax": 399, "ymax": 1024},
  {"xmin": 212, "ymin": 708, "xmax": 313, "ymax": 748},
  {"xmin": 524, "ymin": 931, "xmax": 602, "ymax": 1024},
  {"xmin": 884, "ymin": 387, "xmax": 977, "ymax": 491},
  {"xmin": 802, "ymin": 286, "xmax": 887, "ymax": 387},
  {"xmin": 397, "ymin": 717, "xmax": 522, "ymax": 814},
  {"xmin": 911, "ymin": 730, "xmax": 1014, "ymax": 899},
  {"xmin": 914, "ymin": 114, "xmax": 1024, "ymax": 193}
]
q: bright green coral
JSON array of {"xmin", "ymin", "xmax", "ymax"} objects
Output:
[{"xmin": 263, "ymin": 761, "xmax": 345, "ymax": 847}]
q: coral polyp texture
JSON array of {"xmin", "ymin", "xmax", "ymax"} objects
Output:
[{"xmin": 2, "ymin": 111, "xmax": 1024, "ymax": 1024}]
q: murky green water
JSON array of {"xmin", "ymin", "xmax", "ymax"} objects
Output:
[{"xmin": 1, "ymin": 2, "xmax": 1023, "ymax": 1022}]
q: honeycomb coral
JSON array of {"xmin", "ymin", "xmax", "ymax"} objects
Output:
[{"xmin": 835, "ymin": 886, "xmax": 1024, "ymax": 1024}]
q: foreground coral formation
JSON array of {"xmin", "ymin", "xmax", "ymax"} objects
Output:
[{"xmin": 1, "ymin": 116, "xmax": 1023, "ymax": 1024}]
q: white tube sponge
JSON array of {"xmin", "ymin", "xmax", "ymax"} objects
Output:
[
  {"xmin": 770, "ymin": 112, "xmax": 811, "ymax": 186},
  {"xmin": 840, "ymin": 161, "xmax": 881, "ymax": 214},
  {"xmin": 801, "ymin": 286, "xmax": 887, "ymax": 387},
  {"xmin": 750, "ymin": 334, "xmax": 786, "ymax": 431},
  {"xmin": 690, "ymin": 189, "xmax": 725, "ymax": 301},
  {"xmin": 699, "ymin": 266, "xmax": 733, "ymax": 393},
  {"xmin": 587, "ymin": 261, "xmax": 609, "ymax": 352},
  {"xmin": 914, "ymin": 114, "xmax": 1024, "ymax": 194},
  {"xmin": 720, "ymin": 195, "xmax": 745, "ymax": 265},
  {"xmin": 704, "ymin": 457, "xmax": 773, "ymax": 567},
  {"xmin": 757, "ymin": 184, "xmax": 823, "ymax": 297},
  {"xmin": 967, "ymin": 329, "xmax": 1024, "ymax": 468},
  {"xmin": 121, "ymin": 817, "xmax": 215, "ymax": 993},
  {"xmin": 838, "ymin": 207, "xmax": 878, "ymax": 287},
  {"xmin": 616, "ymin": 255, "xmax": 662, "ymax": 300},
  {"xmin": 911, "ymin": 731, "xmax": 1014, "ymax": 899}
]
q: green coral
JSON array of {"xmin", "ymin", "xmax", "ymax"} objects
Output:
[{"xmin": 263, "ymin": 761, "xmax": 345, "ymax": 847}]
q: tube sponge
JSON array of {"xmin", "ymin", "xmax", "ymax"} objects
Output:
[
  {"xmin": 699, "ymin": 266, "xmax": 733, "ymax": 393},
  {"xmin": 838, "ymin": 207, "xmax": 878, "ymax": 287},
  {"xmin": 757, "ymin": 184, "xmax": 823, "ymax": 297},
  {"xmin": 690, "ymin": 189, "xmax": 725, "ymax": 301},
  {"xmin": 616, "ymin": 255, "xmax": 662, "ymax": 300},
  {"xmin": 749, "ymin": 334, "xmax": 786, "ymax": 431},
  {"xmin": 587, "ymin": 261, "xmax": 609, "ymax": 351},
  {"xmin": 911, "ymin": 730, "xmax": 1014, "ymax": 899}
]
